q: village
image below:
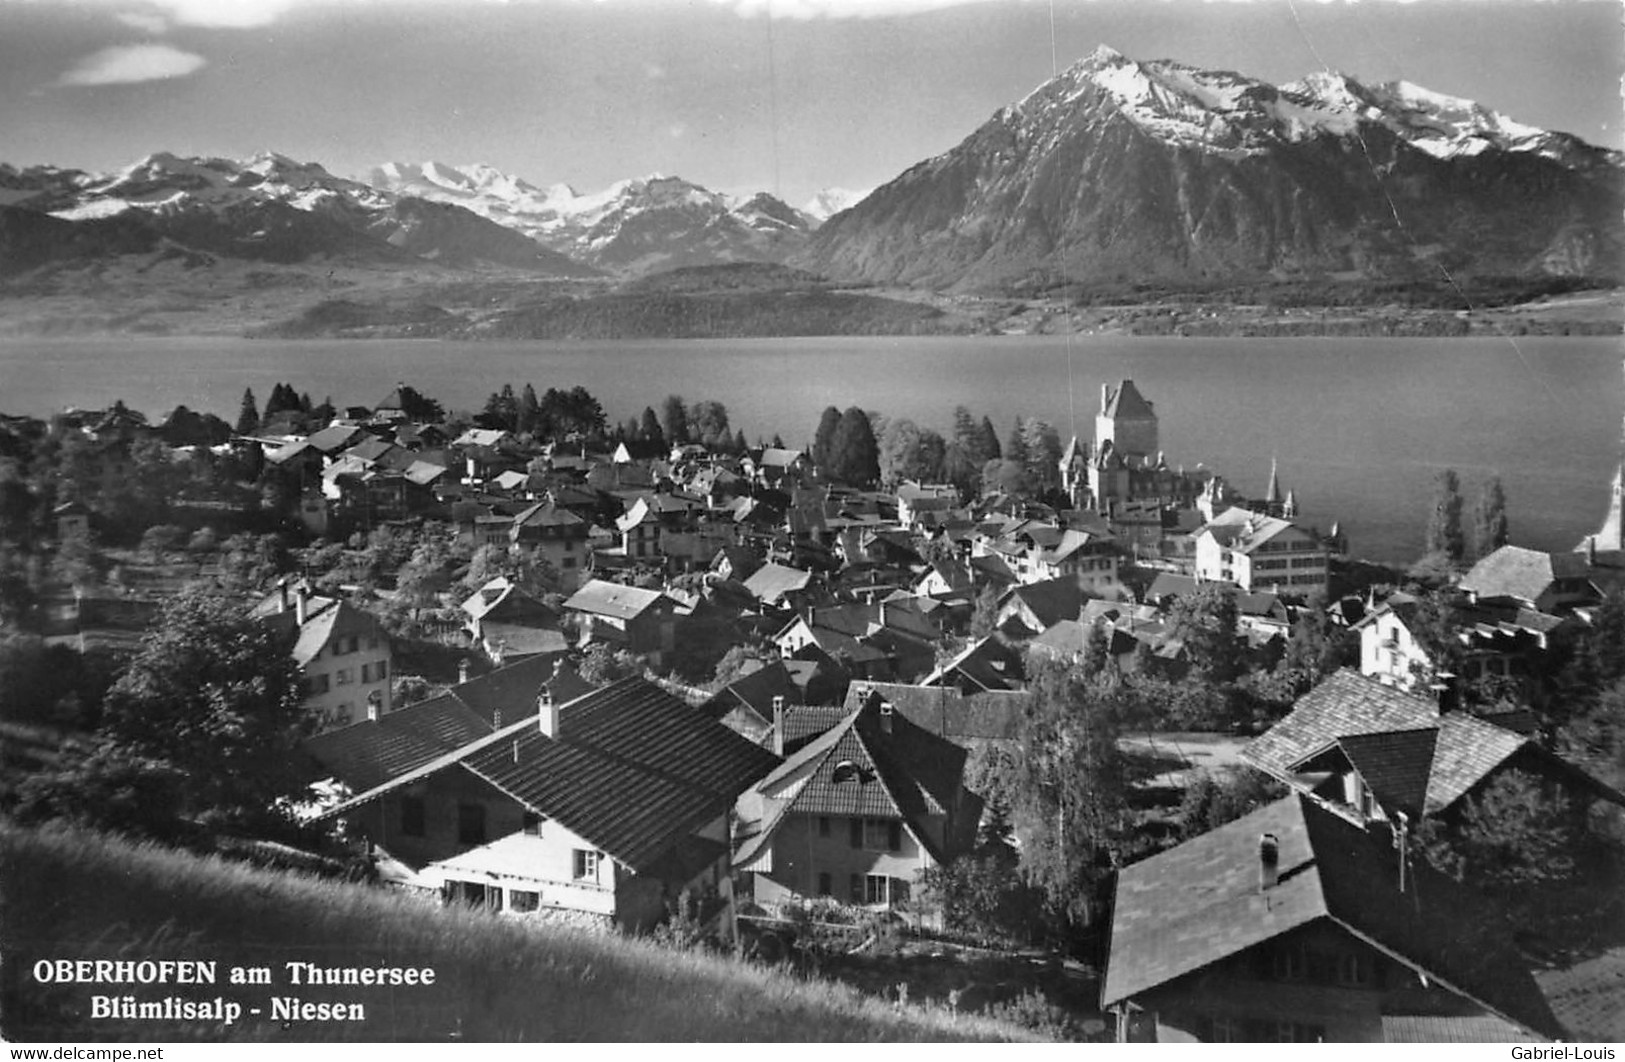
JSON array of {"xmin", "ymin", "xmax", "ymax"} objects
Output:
[{"xmin": 1, "ymin": 373, "xmax": 1623, "ymax": 1044}]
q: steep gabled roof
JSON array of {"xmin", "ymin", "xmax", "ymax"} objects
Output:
[
  {"xmin": 563, "ymin": 579, "xmax": 668, "ymax": 620},
  {"xmin": 841, "ymin": 680, "xmax": 1026, "ymax": 743},
  {"xmin": 1101, "ymin": 794, "xmax": 1560, "ymax": 1039},
  {"xmin": 1459, "ymin": 545, "xmax": 1596, "ymax": 606},
  {"xmin": 323, "ymin": 677, "xmax": 779, "ymax": 873},
  {"xmin": 1243, "ymin": 670, "xmax": 1440, "ymax": 779}
]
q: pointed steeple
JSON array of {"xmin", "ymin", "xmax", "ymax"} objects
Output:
[
  {"xmin": 1283, "ymin": 488, "xmax": 1298, "ymax": 519},
  {"xmin": 1265, "ymin": 456, "xmax": 1282, "ymax": 506}
]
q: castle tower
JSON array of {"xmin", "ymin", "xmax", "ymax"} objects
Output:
[{"xmin": 1095, "ymin": 380, "xmax": 1158, "ymax": 459}]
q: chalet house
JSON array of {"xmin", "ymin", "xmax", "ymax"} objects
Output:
[
  {"xmin": 895, "ymin": 483, "xmax": 958, "ymax": 529},
  {"xmin": 743, "ymin": 562, "xmax": 817, "ymax": 611},
  {"xmin": 563, "ymin": 579, "xmax": 679, "ymax": 666},
  {"xmin": 746, "ymin": 446, "xmax": 811, "ymax": 489},
  {"xmin": 701, "ymin": 662, "xmax": 805, "ymax": 745},
  {"xmin": 509, "ymin": 500, "xmax": 589, "ymax": 591},
  {"xmin": 1101, "ymin": 793, "xmax": 1563, "ymax": 1042},
  {"xmin": 993, "ymin": 576, "xmax": 1089, "ymax": 639},
  {"xmin": 1240, "ymin": 670, "xmax": 1625, "ymax": 828},
  {"xmin": 731, "ymin": 691, "xmax": 980, "ymax": 914},
  {"xmin": 460, "ymin": 576, "xmax": 568, "ymax": 664},
  {"xmin": 918, "ymin": 636, "xmax": 1025, "ymax": 693},
  {"xmin": 1193, "ymin": 507, "xmax": 1328, "ymax": 596},
  {"xmin": 252, "ymin": 580, "xmax": 392, "ymax": 733},
  {"xmin": 1458, "ymin": 545, "xmax": 1601, "ymax": 614},
  {"xmin": 313, "ymin": 677, "xmax": 779, "ymax": 931}
]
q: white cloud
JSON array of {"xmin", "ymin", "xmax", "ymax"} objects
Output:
[
  {"xmin": 114, "ymin": 11, "xmax": 170, "ymax": 33},
  {"xmin": 133, "ymin": 0, "xmax": 299, "ymax": 28},
  {"xmin": 60, "ymin": 43, "xmax": 207, "ymax": 85}
]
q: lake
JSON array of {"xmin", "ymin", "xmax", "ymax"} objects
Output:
[{"xmin": 2, "ymin": 334, "xmax": 1621, "ymax": 566}]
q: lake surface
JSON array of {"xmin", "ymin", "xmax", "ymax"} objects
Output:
[{"xmin": 2, "ymin": 334, "xmax": 1621, "ymax": 566}]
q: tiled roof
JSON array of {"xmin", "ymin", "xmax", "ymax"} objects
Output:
[
  {"xmin": 1380, "ymin": 1015, "xmax": 1539, "ymax": 1043},
  {"xmin": 1001, "ymin": 576, "xmax": 1088, "ymax": 630},
  {"xmin": 919, "ymin": 636, "xmax": 1024, "ymax": 692},
  {"xmin": 327, "ymin": 677, "xmax": 778, "ymax": 873},
  {"xmin": 1102, "ymin": 794, "xmax": 1560, "ymax": 1039},
  {"xmin": 1460, "ymin": 545, "xmax": 1594, "ymax": 605},
  {"xmin": 743, "ymin": 563, "xmax": 814, "ymax": 605},
  {"xmin": 1242, "ymin": 670, "xmax": 1440, "ymax": 778},
  {"xmin": 303, "ymin": 693, "xmax": 495, "ymax": 793},
  {"xmin": 842, "ymin": 681, "xmax": 1026, "ymax": 743},
  {"xmin": 1424, "ymin": 712, "xmax": 1529, "ymax": 812},
  {"xmin": 1326, "ymin": 728, "xmax": 1438, "ymax": 818},
  {"xmin": 563, "ymin": 579, "xmax": 668, "ymax": 620}
]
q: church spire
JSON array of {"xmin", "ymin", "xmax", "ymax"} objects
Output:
[{"xmin": 1265, "ymin": 456, "xmax": 1282, "ymax": 506}]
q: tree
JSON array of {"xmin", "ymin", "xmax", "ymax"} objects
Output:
[
  {"xmin": 98, "ymin": 589, "xmax": 312, "ymax": 825},
  {"xmin": 235, "ymin": 388, "xmax": 260, "ymax": 436},
  {"xmin": 1004, "ymin": 419, "xmax": 1030, "ymax": 469},
  {"xmin": 638, "ymin": 407, "xmax": 666, "ymax": 452},
  {"xmin": 1473, "ymin": 475, "xmax": 1509, "ymax": 561},
  {"xmin": 481, "ymin": 384, "xmax": 519, "ymax": 431},
  {"xmin": 518, "ymin": 383, "xmax": 542, "ymax": 436},
  {"xmin": 662, "ymin": 395, "xmax": 691, "ymax": 446},
  {"xmin": 394, "ymin": 383, "xmax": 444, "ymax": 423},
  {"xmin": 690, "ymin": 400, "xmax": 732, "ymax": 449},
  {"xmin": 1424, "ymin": 468, "xmax": 1465, "ymax": 566},
  {"xmin": 811, "ymin": 405, "xmax": 842, "ymax": 470},
  {"xmin": 825, "ymin": 406, "xmax": 880, "ymax": 486},
  {"xmin": 1417, "ymin": 769, "xmax": 1578, "ymax": 890},
  {"xmin": 1004, "ymin": 654, "xmax": 1130, "ymax": 927},
  {"xmin": 1168, "ymin": 584, "xmax": 1244, "ymax": 684}
]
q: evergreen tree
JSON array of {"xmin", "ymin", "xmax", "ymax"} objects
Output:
[
  {"xmin": 310, "ymin": 396, "xmax": 335, "ymax": 426},
  {"xmin": 1425, "ymin": 468, "xmax": 1466, "ymax": 565},
  {"xmin": 691, "ymin": 400, "xmax": 731, "ymax": 449},
  {"xmin": 771, "ymin": 433, "xmax": 786, "ymax": 449},
  {"xmin": 1005, "ymin": 418, "xmax": 1030, "ymax": 468},
  {"xmin": 518, "ymin": 383, "xmax": 541, "ymax": 435},
  {"xmin": 662, "ymin": 395, "xmax": 690, "ymax": 446},
  {"xmin": 482, "ymin": 384, "xmax": 520, "ymax": 432},
  {"xmin": 811, "ymin": 405, "xmax": 842, "ymax": 470},
  {"xmin": 979, "ymin": 416, "xmax": 1002, "ymax": 462},
  {"xmin": 394, "ymin": 384, "xmax": 444, "ymax": 423},
  {"xmin": 1473, "ymin": 475, "xmax": 1509, "ymax": 560},
  {"xmin": 733, "ymin": 429, "xmax": 749, "ymax": 455},
  {"xmin": 639, "ymin": 407, "xmax": 665, "ymax": 452},
  {"xmin": 235, "ymin": 388, "xmax": 260, "ymax": 436},
  {"xmin": 827, "ymin": 406, "xmax": 880, "ymax": 487}
]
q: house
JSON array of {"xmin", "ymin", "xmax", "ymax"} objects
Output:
[
  {"xmin": 315, "ymin": 677, "xmax": 780, "ymax": 931},
  {"xmin": 993, "ymin": 576, "xmax": 1089, "ymax": 638},
  {"xmin": 1458, "ymin": 545, "xmax": 1600, "ymax": 614},
  {"xmin": 460, "ymin": 576, "xmax": 568, "ymax": 664},
  {"xmin": 701, "ymin": 662, "xmax": 804, "ymax": 745},
  {"xmin": 1100, "ymin": 793, "xmax": 1563, "ymax": 1042},
  {"xmin": 509, "ymin": 500, "xmax": 589, "ymax": 591},
  {"xmin": 918, "ymin": 636, "xmax": 1025, "ymax": 693},
  {"xmin": 253, "ymin": 580, "xmax": 392, "ymax": 733},
  {"xmin": 1193, "ymin": 507, "xmax": 1328, "ymax": 596},
  {"xmin": 563, "ymin": 579, "xmax": 679, "ymax": 665},
  {"xmin": 731, "ymin": 691, "xmax": 981, "ymax": 914},
  {"xmin": 1240, "ymin": 670, "xmax": 1625, "ymax": 826},
  {"xmin": 742, "ymin": 562, "xmax": 816, "ymax": 610}
]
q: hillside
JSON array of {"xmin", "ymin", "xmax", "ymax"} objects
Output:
[{"xmin": 0, "ymin": 822, "xmax": 1035, "ymax": 1043}]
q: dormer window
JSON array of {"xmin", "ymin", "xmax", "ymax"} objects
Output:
[{"xmin": 832, "ymin": 760, "xmax": 861, "ymax": 784}]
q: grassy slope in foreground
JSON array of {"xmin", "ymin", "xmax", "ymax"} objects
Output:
[{"xmin": 0, "ymin": 823, "xmax": 1035, "ymax": 1043}]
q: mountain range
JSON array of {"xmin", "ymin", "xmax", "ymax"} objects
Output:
[{"xmin": 2, "ymin": 47, "xmax": 1620, "ymax": 315}]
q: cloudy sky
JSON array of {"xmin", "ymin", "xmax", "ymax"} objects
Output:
[{"xmin": 2, "ymin": 0, "xmax": 1620, "ymax": 208}]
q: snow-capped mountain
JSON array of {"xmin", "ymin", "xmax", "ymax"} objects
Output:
[
  {"xmin": 801, "ymin": 187, "xmax": 872, "ymax": 222},
  {"xmin": 798, "ymin": 46, "xmax": 1624, "ymax": 290},
  {"xmin": 0, "ymin": 152, "xmax": 596, "ymax": 276},
  {"xmin": 368, "ymin": 162, "xmax": 815, "ymax": 273}
]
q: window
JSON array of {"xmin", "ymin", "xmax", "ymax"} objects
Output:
[
  {"xmin": 509, "ymin": 890, "xmax": 539, "ymax": 913},
  {"xmin": 1271, "ymin": 943, "xmax": 1307, "ymax": 981},
  {"xmin": 457, "ymin": 803, "xmax": 486, "ymax": 846},
  {"xmin": 848, "ymin": 874, "xmax": 863, "ymax": 903},
  {"xmin": 1266, "ymin": 1022, "xmax": 1324, "ymax": 1043},
  {"xmin": 849, "ymin": 818, "xmax": 863, "ymax": 849},
  {"xmin": 1337, "ymin": 952, "xmax": 1372, "ymax": 987},
  {"xmin": 522, "ymin": 812, "xmax": 542, "ymax": 836},
  {"xmin": 1204, "ymin": 1016, "xmax": 1242, "ymax": 1042},
  {"xmin": 400, "ymin": 795, "xmax": 425, "ymax": 837},
  {"xmin": 310, "ymin": 673, "xmax": 331, "ymax": 695},
  {"xmin": 563, "ymin": 557, "xmax": 577, "ymax": 569},
  {"xmin": 360, "ymin": 663, "xmax": 371, "ymax": 683},
  {"xmin": 573, "ymin": 849, "xmax": 601, "ymax": 881},
  {"xmin": 817, "ymin": 872, "xmax": 832, "ymax": 896},
  {"xmin": 335, "ymin": 668, "xmax": 353, "ymax": 686},
  {"xmin": 818, "ymin": 816, "xmax": 830, "ymax": 838},
  {"xmin": 862, "ymin": 818, "xmax": 902, "ymax": 852}
]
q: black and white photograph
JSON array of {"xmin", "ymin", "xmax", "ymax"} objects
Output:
[{"xmin": 1, "ymin": 0, "xmax": 1622, "ymax": 1045}]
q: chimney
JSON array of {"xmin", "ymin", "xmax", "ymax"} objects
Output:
[
  {"xmin": 771, "ymin": 695, "xmax": 786, "ymax": 757},
  {"xmin": 458, "ymin": 658, "xmax": 471, "ymax": 685},
  {"xmin": 1101, "ymin": 383, "xmax": 1111, "ymax": 413},
  {"xmin": 492, "ymin": 707, "xmax": 503, "ymax": 731},
  {"xmin": 366, "ymin": 691, "xmax": 381, "ymax": 722},
  {"xmin": 879, "ymin": 699, "xmax": 894, "ymax": 735},
  {"xmin": 1258, "ymin": 833, "xmax": 1280, "ymax": 891},
  {"xmin": 294, "ymin": 583, "xmax": 309, "ymax": 626},
  {"xmin": 278, "ymin": 578, "xmax": 291, "ymax": 614},
  {"xmin": 538, "ymin": 687, "xmax": 558, "ymax": 738}
]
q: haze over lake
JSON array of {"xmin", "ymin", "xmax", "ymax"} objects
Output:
[{"xmin": 3, "ymin": 335, "xmax": 1619, "ymax": 567}]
